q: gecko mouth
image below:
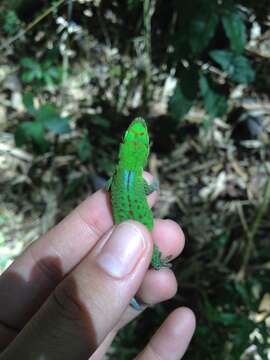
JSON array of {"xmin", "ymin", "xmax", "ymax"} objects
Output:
[
  {"xmin": 124, "ymin": 117, "xmax": 149, "ymax": 146},
  {"xmin": 132, "ymin": 117, "xmax": 147, "ymax": 128}
]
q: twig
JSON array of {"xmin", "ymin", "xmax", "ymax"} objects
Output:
[
  {"xmin": 61, "ymin": 0, "xmax": 73, "ymax": 103},
  {"xmin": 143, "ymin": 0, "xmax": 154, "ymax": 102},
  {"xmin": 237, "ymin": 176, "xmax": 270, "ymax": 281},
  {"xmin": 0, "ymin": 0, "xmax": 66, "ymax": 51},
  {"xmin": 0, "ymin": 143, "xmax": 33, "ymax": 162},
  {"xmin": 246, "ymin": 47, "xmax": 270, "ymax": 60},
  {"xmin": 97, "ymin": 6, "xmax": 111, "ymax": 47},
  {"xmin": 237, "ymin": 202, "xmax": 249, "ymax": 238},
  {"xmin": 143, "ymin": 0, "xmax": 152, "ymax": 72}
]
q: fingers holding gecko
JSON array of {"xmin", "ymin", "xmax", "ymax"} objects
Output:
[
  {"xmin": 0, "ymin": 170, "xmax": 175, "ymax": 350},
  {"xmin": 107, "ymin": 218, "xmax": 185, "ymax": 334},
  {"xmin": 130, "ymin": 219, "xmax": 185, "ymax": 307},
  {"xmin": 0, "ymin": 172, "xmax": 158, "ymax": 333},
  {"xmin": 2, "ymin": 214, "xmax": 182, "ymax": 358},
  {"xmin": 152, "ymin": 219, "xmax": 185, "ymax": 260},
  {"xmin": 89, "ymin": 217, "xmax": 187, "ymax": 359}
]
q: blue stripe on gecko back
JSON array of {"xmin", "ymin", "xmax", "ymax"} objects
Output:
[
  {"xmin": 124, "ymin": 170, "xmax": 135, "ymax": 190},
  {"xmin": 111, "ymin": 168, "xmax": 153, "ymax": 230}
]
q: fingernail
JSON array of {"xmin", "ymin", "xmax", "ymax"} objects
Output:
[{"xmin": 97, "ymin": 222, "xmax": 146, "ymax": 278}]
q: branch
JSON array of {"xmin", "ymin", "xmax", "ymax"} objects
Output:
[
  {"xmin": 237, "ymin": 176, "xmax": 270, "ymax": 281},
  {"xmin": 0, "ymin": 0, "xmax": 66, "ymax": 51}
]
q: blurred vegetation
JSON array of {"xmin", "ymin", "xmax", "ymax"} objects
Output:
[{"xmin": 0, "ymin": 0, "xmax": 270, "ymax": 359}]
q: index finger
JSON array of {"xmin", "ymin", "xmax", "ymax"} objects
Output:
[{"xmin": 0, "ymin": 176, "xmax": 158, "ymax": 333}]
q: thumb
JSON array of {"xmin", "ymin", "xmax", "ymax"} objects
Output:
[{"xmin": 1, "ymin": 221, "xmax": 152, "ymax": 360}]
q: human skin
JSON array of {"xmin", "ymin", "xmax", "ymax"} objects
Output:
[{"xmin": 0, "ymin": 173, "xmax": 196, "ymax": 359}]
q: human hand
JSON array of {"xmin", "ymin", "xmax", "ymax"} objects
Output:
[{"xmin": 0, "ymin": 175, "xmax": 195, "ymax": 359}]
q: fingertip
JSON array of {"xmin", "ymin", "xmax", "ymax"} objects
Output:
[
  {"xmin": 156, "ymin": 269, "xmax": 178, "ymax": 300},
  {"xmin": 170, "ymin": 307, "xmax": 196, "ymax": 335},
  {"xmin": 95, "ymin": 220, "xmax": 153, "ymax": 279},
  {"xmin": 160, "ymin": 307, "xmax": 196, "ymax": 357},
  {"xmin": 153, "ymin": 219, "xmax": 185, "ymax": 259},
  {"xmin": 137, "ymin": 268, "xmax": 177, "ymax": 304},
  {"xmin": 166, "ymin": 219, "xmax": 185, "ymax": 248},
  {"xmin": 142, "ymin": 171, "xmax": 154, "ymax": 184},
  {"xmin": 137, "ymin": 306, "xmax": 196, "ymax": 359},
  {"xmin": 142, "ymin": 171, "xmax": 159, "ymax": 206},
  {"xmin": 163, "ymin": 219, "xmax": 185, "ymax": 254}
]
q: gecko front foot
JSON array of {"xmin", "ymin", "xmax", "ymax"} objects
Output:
[{"xmin": 151, "ymin": 244, "xmax": 172, "ymax": 270}]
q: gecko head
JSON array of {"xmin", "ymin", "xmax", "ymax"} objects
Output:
[
  {"xmin": 124, "ymin": 117, "xmax": 149, "ymax": 146},
  {"xmin": 121, "ymin": 117, "xmax": 149, "ymax": 167}
]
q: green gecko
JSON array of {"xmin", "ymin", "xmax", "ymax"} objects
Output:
[{"xmin": 105, "ymin": 117, "xmax": 171, "ymax": 270}]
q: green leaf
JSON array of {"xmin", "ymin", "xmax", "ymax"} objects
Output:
[
  {"xmin": 100, "ymin": 135, "xmax": 118, "ymax": 146},
  {"xmin": 44, "ymin": 116, "xmax": 71, "ymax": 134},
  {"xmin": 91, "ymin": 115, "xmax": 110, "ymax": 128},
  {"xmin": 174, "ymin": 2, "xmax": 219, "ymax": 56},
  {"xmin": 169, "ymin": 85, "xmax": 192, "ymax": 122},
  {"xmin": 35, "ymin": 104, "xmax": 56, "ymax": 122},
  {"xmin": 3, "ymin": 10, "xmax": 20, "ymax": 35},
  {"xmin": 21, "ymin": 58, "xmax": 43, "ymax": 82},
  {"xmin": 22, "ymin": 93, "xmax": 36, "ymax": 115},
  {"xmin": 64, "ymin": 175, "xmax": 86, "ymax": 198},
  {"xmin": 98, "ymin": 157, "xmax": 115, "ymax": 173},
  {"xmin": 15, "ymin": 121, "xmax": 48, "ymax": 153},
  {"xmin": 77, "ymin": 134, "xmax": 91, "ymax": 163},
  {"xmin": 42, "ymin": 59, "xmax": 53, "ymax": 69},
  {"xmin": 169, "ymin": 66, "xmax": 199, "ymax": 121},
  {"xmin": 210, "ymin": 50, "xmax": 255, "ymax": 84},
  {"xmin": 169, "ymin": 86, "xmax": 190, "ymax": 122},
  {"xmin": 127, "ymin": 0, "xmax": 141, "ymax": 10},
  {"xmin": 0, "ymin": 231, "xmax": 5, "ymax": 245},
  {"xmin": 21, "ymin": 58, "xmax": 41, "ymax": 71},
  {"xmin": 110, "ymin": 65, "xmax": 122, "ymax": 77},
  {"xmin": 199, "ymin": 75, "xmax": 227, "ymax": 118},
  {"xmin": 21, "ymin": 71, "xmax": 36, "ymax": 83},
  {"xmin": 222, "ymin": 11, "xmax": 247, "ymax": 54},
  {"xmin": 20, "ymin": 56, "xmax": 61, "ymax": 86},
  {"xmin": 218, "ymin": 312, "xmax": 238, "ymax": 326},
  {"xmin": 47, "ymin": 66, "xmax": 61, "ymax": 79},
  {"xmin": 43, "ymin": 73, "xmax": 54, "ymax": 88},
  {"xmin": 189, "ymin": 14, "xmax": 218, "ymax": 54},
  {"xmin": 234, "ymin": 283, "xmax": 252, "ymax": 307},
  {"xmin": 0, "ymin": 255, "xmax": 12, "ymax": 271},
  {"xmin": 36, "ymin": 105, "xmax": 71, "ymax": 134},
  {"xmin": 21, "ymin": 58, "xmax": 42, "ymax": 79}
]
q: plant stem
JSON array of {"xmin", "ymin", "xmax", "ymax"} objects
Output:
[
  {"xmin": 143, "ymin": 0, "xmax": 153, "ymax": 102},
  {"xmin": 0, "ymin": 0, "xmax": 66, "ymax": 51},
  {"xmin": 238, "ymin": 177, "xmax": 270, "ymax": 280}
]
